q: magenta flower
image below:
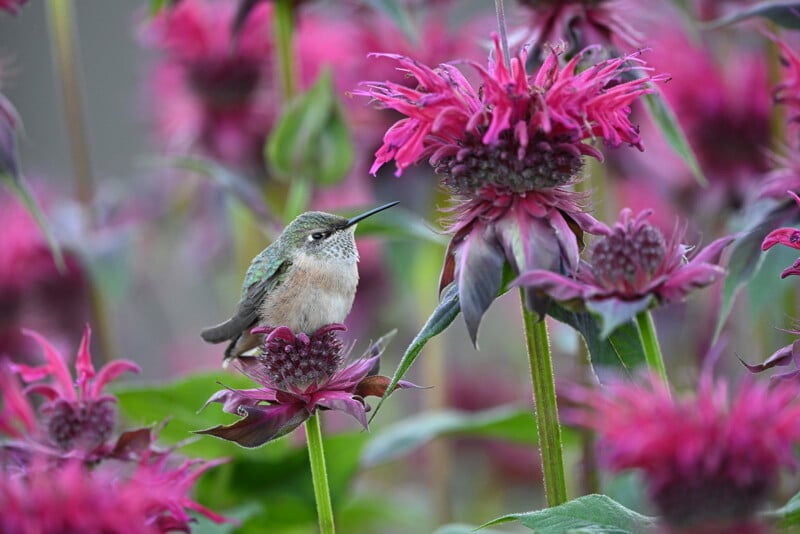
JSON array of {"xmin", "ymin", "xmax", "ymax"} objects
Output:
[
  {"xmin": 10, "ymin": 325, "xmax": 140, "ymax": 455},
  {"xmin": 359, "ymin": 35, "xmax": 664, "ymax": 341},
  {"xmin": 0, "ymin": 454, "xmax": 230, "ymax": 533},
  {"xmin": 0, "ymin": 361, "xmax": 35, "ymax": 439},
  {"xmin": 565, "ymin": 374, "xmax": 800, "ymax": 533},
  {"xmin": 198, "ymin": 324, "xmax": 416, "ymax": 447},
  {"xmin": 0, "ymin": 0, "xmax": 27, "ymax": 15},
  {"xmin": 515, "ymin": 208, "xmax": 733, "ymax": 336},
  {"xmin": 516, "ymin": 0, "xmax": 643, "ymax": 52},
  {"xmin": 761, "ymin": 191, "xmax": 800, "ymax": 278},
  {"xmin": 140, "ymin": 0, "xmax": 277, "ymax": 171}
]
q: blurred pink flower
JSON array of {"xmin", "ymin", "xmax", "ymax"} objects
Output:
[
  {"xmin": 566, "ymin": 374, "xmax": 800, "ymax": 533},
  {"xmin": 198, "ymin": 325, "xmax": 415, "ymax": 447},
  {"xmin": 0, "ymin": 191, "xmax": 89, "ymax": 360},
  {"xmin": 515, "ymin": 208, "xmax": 733, "ymax": 334},
  {"xmin": 761, "ymin": 191, "xmax": 800, "ymax": 278},
  {"xmin": 515, "ymin": 0, "xmax": 643, "ymax": 52},
  {"xmin": 359, "ymin": 37, "xmax": 664, "ymax": 341},
  {"xmin": 11, "ymin": 325, "xmax": 140, "ymax": 456},
  {"xmin": 0, "ymin": 0, "xmax": 27, "ymax": 15},
  {"xmin": 622, "ymin": 26, "xmax": 770, "ymax": 214},
  {"xmin": 141, "ymin": 0, "xmax": 276, "ymax": 171},
  {"xmin": 0, "ymin": 454, "xmax": 230, "ymax": 533}
]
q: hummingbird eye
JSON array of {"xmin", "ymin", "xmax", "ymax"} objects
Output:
[{"xmin": 308, "ymin": 230, "xmax": 332, "ymax": 242}]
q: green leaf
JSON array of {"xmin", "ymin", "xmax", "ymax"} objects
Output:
[
  {"xmin": 368, "ymin": 283, "xmax": 461, "ymax": 422},
  {"xmin": 482, "ymin": 494, "xmax": 657, "ymax": 533},
  {"xmin": 148, "ymin": 0, "xmax": 177, "ymax": 16},
  {"xmin": 548, "ymin": 302, "xmax": 646, "ymax": 382},
  {"xmin": 642, "ymin": 92, "xmax": 707, "ymax": 187},
  {"xmin": 769, "ymin": 488, "xmax": 800, "ymax": 531},
  {"xmin": 113, "ymin": 371, "xmax": 260, "ymax": 459},
  {"xmin": 266, "ymin": 69, "xmax": 353, "ymax": 187},
  {"xmin": 362, "ymin": 0, "xmax": 418, "ymax": 44},
  {"xmin": 585, "ymin": 297, "xmax": 652, "ymax": 339},
  {"xmin": 433, "ymin": 524, "xmax": 507, "ymax": 534},
  {"xmin": 714, "ymin": 201, "xmax": 800, "ymax": 343},
  {"xmin": 159, "ymin": 155, "xmax": 272, "ymax": 222},
  {"xmin": 705, "ymin": 1, "xmax": 800, "ymax": 29},
  {"xmin": 362, "ymin": 406, "xmax": 543, "ymax": 467}
]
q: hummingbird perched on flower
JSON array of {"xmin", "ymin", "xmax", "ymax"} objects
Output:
[{"xmin": 201, "ymin": 201, "xmax": 398, "ymax": 362}]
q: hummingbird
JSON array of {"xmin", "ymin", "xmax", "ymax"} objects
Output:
[{"xmin": 201, "ymin": 201, "xmax": 399, "ymax": 361}]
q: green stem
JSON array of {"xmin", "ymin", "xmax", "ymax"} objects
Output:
[
  {"xmin": 520, "ymin": 289, "xmax": 567, "ymax": 507},
  {"xmin": 274, "ymin": 0, "xmax": 297, "ymax": 103},
  {"xmin": 283, "ymin": 175, "xmax": 310, "ymax": 222},
  {"xmin": 45, "ymin": 0, "xmax": 94, "ymax": 215},
  {"xmin": 494, "ymin": 0, "xmax": 511, "ymax": 70},
  {"xmin": 635, "ymin": 310, "xmax": 668, "ymax": 384},
  {"xmin": 306, "ymin": 413, "xmax": 335, "ymax": 534}
]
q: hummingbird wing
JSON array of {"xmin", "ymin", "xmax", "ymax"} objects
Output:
[{"xmin": 200, "ymin": 253, "xmax": 290, "ymax": 344}]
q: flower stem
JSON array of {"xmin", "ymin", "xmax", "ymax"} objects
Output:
[
  {"xmin": 494, "ymin": 0, "xmax": 511, "ymax": 70},
  {"xmin": 45, "ymin": 0, "xmax": 94, "ymax": 216},
  {"xmin": 520, "ymin": 289, "xmax": 567, "ymax": 507},
  {"xmin": 635, "ymin": 310, "xmax": 668, "ymax": 384},
  {"xmin": 274, "ymin": 0, "xmax": 297, "ymax": 103},
  {"xmin": 306, "ymin": 413, "xmax": 335, "ymax": 534}
]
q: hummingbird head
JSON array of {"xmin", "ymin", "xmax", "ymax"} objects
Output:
[{"xmin": 283, "ymin": 202, "xmax": 399, "ymax": 262}]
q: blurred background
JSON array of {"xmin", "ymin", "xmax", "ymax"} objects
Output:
[{"xmin": 2, "ymin": 1, "xmax": 798, "ymax": 532}]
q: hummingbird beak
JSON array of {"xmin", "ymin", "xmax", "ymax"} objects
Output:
[{"xmin": 344, "ymin": 201, "xmax": 399, "ymax": 229}]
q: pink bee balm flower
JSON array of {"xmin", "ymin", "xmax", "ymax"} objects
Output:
[
  {"xmin": 0, "ymin": 455, "xmax": 230, "ymax": 533},
  {"xmin": 516, "ymin": 0, "xmax": 643, "ymax": 52},
  {"xmin": 198, "ymin": 324, "xmax": 416, "ymax": 447},
  {"xmin": 762, "ymin": 191, "xmax": 800, "ymax": 278},
  {"xmin": 565, "ymin": 375, "xmax": 800, "ymax": 533},
  {"xmin": 11, "ymin": 325, "xmax": 140, "ymax": 455},
  {"xmin": 359, "ymin": 35, "xmax": 664, "ymax": 342},
  {"xmin": 515, "ymin": 208, "xmax": 733, "ymax": 336},
  {"xmin": 140, "ymin": 0, "xmax": 276, "ymax": 171}
]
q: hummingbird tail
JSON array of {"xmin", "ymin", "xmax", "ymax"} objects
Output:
[{"xmin": 200, "ymin": 319, "xmax": 243, "ymax": 344}]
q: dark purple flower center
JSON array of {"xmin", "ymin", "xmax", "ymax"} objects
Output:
[
  {"xmin": 187, "ymin": 56, "xmax": 262, "ymax": 111},
  {"xmin": 44, "ymin": 398, "xmax": 117, "ymax": 451},
  {"xmin": 591, "ymin": 221, "xmax": 666, "ymax": 291},
  {"xmin": 436, "ymin": 130, "xmax": 584, "ymax": 195},
  {"xmin": 653, "ymin": 474, "xmax": 773, "ymax": 529},
  {"xmin": 258, "ymin": 329, "xmax": 343, "ymax": 390}
]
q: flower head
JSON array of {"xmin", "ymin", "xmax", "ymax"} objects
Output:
[
  {"xmin": 516, "ymin": 0, "xmax": 643, "ymax": 53},
  {"xmin": 10, "ymin": 325, "xmax": 140, "ymax": 455},
  {"xmin": 197, "ymin": 324, "xmax": 416, "ymax": 447},
  {"xmin": 140, "ymin": 0, "xmax": 276, "ymax": 170},
  {"xmin": 762, "ymin": 191, "xmax": 800, "ymax": 278},
  {"xmin": 565, "ymin": 374, "xmax": 800, "ymax": 532},
  {"xmin": 515, "ymin": 209, "xmax": 733, "ymax": 336},
  {"xmin": 0, "ymin": 454, "xmax": 230, "ymax": 533},
  {"xmin": 359, "ymin": 35, "xmax": 663, "ymax": 342}
]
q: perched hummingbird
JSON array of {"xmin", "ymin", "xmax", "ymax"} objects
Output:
[{"xmin": 201, "ymin": 201, "xmax": 399, "ymax": 361}]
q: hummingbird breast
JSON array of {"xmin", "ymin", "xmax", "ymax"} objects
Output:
[{"xmin": 259, "ymin": 252, "xmax": 358, "ymax": 333}]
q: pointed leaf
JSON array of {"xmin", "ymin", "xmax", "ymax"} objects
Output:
[
  {"xmin": 195, "ymin": 404, "xmax": 307, "ymax": 448},
  {"xmin": 482, "ymin": 494, "xmax": 657, "ymax": 533},
  {"xmin": 586, "ymin": 297, "xmax": 653, "ymax": 339},
  {"xmin": 362, "ymin": 406, "xmax": 558, "ymax": 467},
  {"xmin": 705, "ymin": 1, "xmax": 800, "ymax": 29},
  {"xmin": 642, "ymin": 91, "xmax": 707, "ymax": 187},
  {"xmin": 362, "ymin": 0, "xmax": 419, "ymax": 44},
  {"xmin": 548, "ymin": 302, "xmax": 647, "ymax": 382},
  {"xmin": 768, "ymin": 487, "xmax": 800, "ymax": 531},
  {"xmin": 161, "ymin": 155, "xmax": 271, "ymax": 221},
  {"xmin": 368, "ymin": 283, "xmax": 460, "ymax": 422},
  {"xmin": 455, "ymin": 224, "xmax": 505, "ymax": 346},
  {"xmin": 266, "ymin": 69, "xmax": 353, "ymax": 186},
  {"xmin": 714, "ymin": 201, "xmax": 800, "ymax": 342}
]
